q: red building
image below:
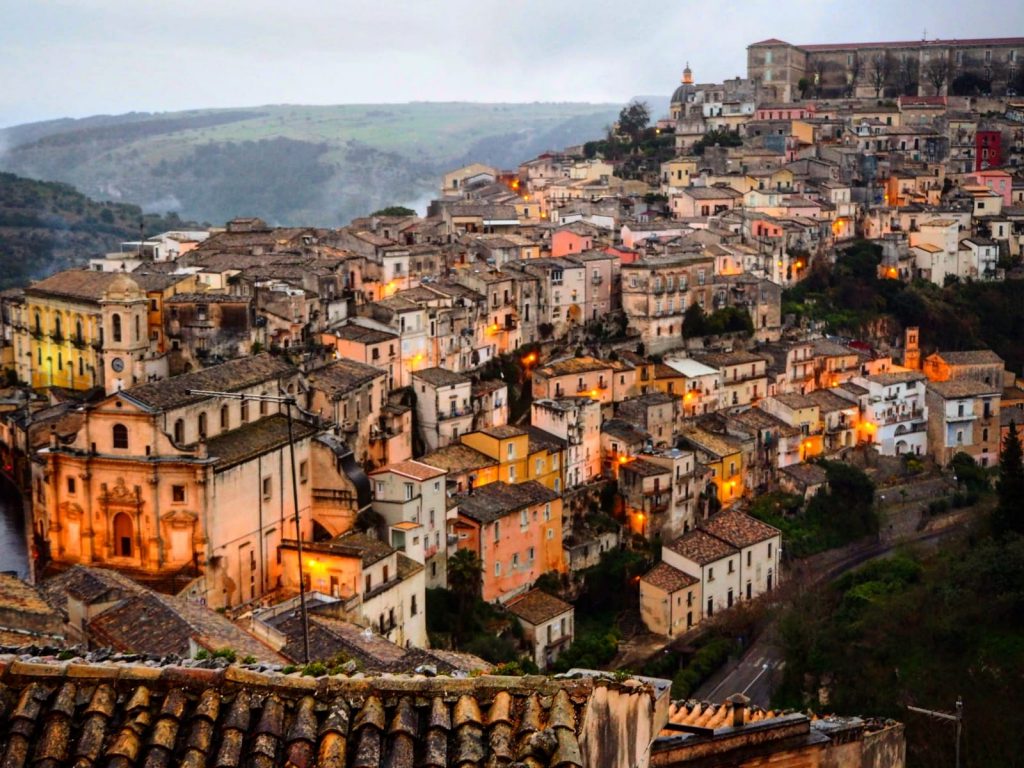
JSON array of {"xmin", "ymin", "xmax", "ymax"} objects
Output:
[{"xmin": 976, "ymin": 130, "xmax": 1003, "ymax": 171}]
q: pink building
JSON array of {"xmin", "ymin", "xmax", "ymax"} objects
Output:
[
  {"xmin": 551, "ymin": 228, "xmax": 594, "ymax": 257},
  {"xmin": 971, "ymin": 169, "xmax": 1013, "ymax": 206}
]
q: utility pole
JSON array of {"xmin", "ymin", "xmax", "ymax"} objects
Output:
[
  {"xmin": 907, "ymin": 696, "xmax": 963, "ymax": 768},
  {"xmin": 186, "ymin": 388, "xmax": 311, "ymax": 663}
]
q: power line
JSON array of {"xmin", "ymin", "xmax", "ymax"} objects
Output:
[
  {"xmin": 906, "ymin": 696, "xmax": 963, "ymax": 768},
  {"xmin": 187, "ymin": 389, "xmax": 311, "ymax": 664}
]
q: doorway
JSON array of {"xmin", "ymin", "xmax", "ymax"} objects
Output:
[{"xmin": 113, "ymin": 513, "xmax": 133, "ymax": 557}]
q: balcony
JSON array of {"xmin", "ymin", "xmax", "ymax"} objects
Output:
[
  {"xmin": 591, "ymin": 275, "xmax": 604, "ymax": 285},
  {"xmin": 439, "ymin": 407, "xmax": 472, "ymax": 421}
]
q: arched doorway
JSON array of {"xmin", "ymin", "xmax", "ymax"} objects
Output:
[{"xmin": 113, "ymin": 513, "xmax": 133, "ymax": 557}]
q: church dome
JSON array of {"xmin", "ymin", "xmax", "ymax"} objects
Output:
[
  {"xmin": 671, "ymin": 63, "xmax": 695, "ymax": 105},
  {"xmin": 104, "ymin": 273, "xmax": 142, "ymax": 301}
]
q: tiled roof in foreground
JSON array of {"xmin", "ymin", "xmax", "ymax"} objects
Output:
[{"xmin": 0, "ymin": 652, "xmax": 667, "ymax": 768}]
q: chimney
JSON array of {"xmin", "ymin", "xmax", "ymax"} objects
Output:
[{"xmin": 727, "ymin": 693, "xmax": 750, "ymax": 728}]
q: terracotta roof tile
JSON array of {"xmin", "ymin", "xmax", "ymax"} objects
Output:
[
  {"xmin": 456, "ymin": 481, "xmax": 559, "ymax": 524},
  {"xmin": 699, "ymin": 509, "xmax": 780, "ymax": 549},
  {"xmin": 665, "ymin": 530, "xmax": 738, "ymax": 566},
  {"xmin": 122, "ymin": 354, "xmax": 296, "ymax": 411},
  {"xmin": 0, "ymin": 656, "xmax": 661, "ymax": 768},
  {"xmin": 506, "ymin": 590, "xmax": 573, "ymax": 625},
  {"xmin": 641, "ymin": 563, "xmax": 699, "ymax": 593}
]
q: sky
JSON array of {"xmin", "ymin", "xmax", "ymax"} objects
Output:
[{"xmin": 2, "ymin": 0, "xmax": 1022, "ymax": 128}]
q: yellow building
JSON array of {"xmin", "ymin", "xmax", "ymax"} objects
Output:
[
  {"xmin": 19, "ymin": 270, "xmax": 192, "ymax": 391},
  {"xmin": 679, "ymin": 427, "xmax": 746, "ymax": 508},
  {"xmin": 460, "ymin": 424, "xmax": 564, "ymax": 492}
]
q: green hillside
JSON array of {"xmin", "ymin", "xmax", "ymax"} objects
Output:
[
  {"xmin": 0, "ymin": 102, "xmax": 621, "ymax": 226},
  {"xmin": 0, "ymin": 172, "xmax": 199, "ymax": 290}
]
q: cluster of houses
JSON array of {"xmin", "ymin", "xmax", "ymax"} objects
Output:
[{"xmin": 0, "ymin": 35, "xmax": 1021, "ymax": 679}]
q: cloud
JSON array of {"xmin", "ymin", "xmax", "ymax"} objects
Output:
[{"xmin": 1, "ymin": 0, "xmax": 1022, "ymax": 126}]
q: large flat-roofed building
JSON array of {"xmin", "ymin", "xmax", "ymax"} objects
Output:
[{"xmin": 748, "ymin": 37, "xmax": 1024, "ymax": 102}]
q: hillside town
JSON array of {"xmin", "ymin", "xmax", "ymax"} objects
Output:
[{"xmin": 2, "ymin": 33, "xmax": 1024, "ymax": 767}]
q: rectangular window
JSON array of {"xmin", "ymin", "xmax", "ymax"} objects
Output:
[
  {"xmin": 544, "ymin": 503, "xmax": 551, "ymax": 521},
  {"xmin": 404, "ymin": 483, "xmax": 413, "ymax": 501},
  {"xmin": 708, "ymin": 567, "xmax": 714, "ymax": 582},
  {"xmin": 262, "ymin": 477, "xmax": 272, "ymax": 501},
  {"xmin": 512, "ymin": 553, "xmax": 520, "ymax": 568},
  {"xmin": 507, "ymin": 443, "xmax": 514, "ymax": 459},
  {"xmin": 521, "ymin": 510, "xmax": 529, "ymax": 528},
  {"xmin": 172, "ymin": 485, "xmax": 186, "ymax": 503},
  {"xmin": 375, "ymin": 481, "xmax": 384, "ymax": 497},
  {"xmin": 528, "ymin": 546, "xmax": 535, "ymax": 562},
  {"xmin": 494, "ymin": 521, "xmax": 500, "ymax": 542},
  {"xmin": 495, "ymin": 562, "xmax": 501, "ymax": 576},
  {"xmin": 299, "ymin": 460, "xmax": 308, "ymax": 484},
  {"xmin": 67, "ymin": 477, "xmax": 76, "ymax": 494}
]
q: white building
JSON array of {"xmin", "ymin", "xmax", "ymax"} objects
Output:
[
  {"xmin": 369, "ymin": 460, "xmax": 449, "ymax": 588},
  {"xmin": 279, "ymin": 531, "xmax": 427, "ymax": 649},
  {"xmin": 506, "ymin": 589, "xmax": 575, "ymax": 671},
  {"xmin": 531, "ymin": 397, "xmax": 602, "ymax": 488},
  {"xmin": 412, "ymin": 367, "xmax": 474, "ymax": 451},
  {"xmin": 854, "ymin": 372, "xmax": 929, "ymax": 456}
]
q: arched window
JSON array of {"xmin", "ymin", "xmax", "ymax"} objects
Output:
[
  {"xmin": 220, "ymin": 405, "xmax": 229, "ymax": 430},
  {"xmin": 75, "ymin": 319, "xmax": 83, "ymax": 343},
  {"xmin": 134, "ymin": 314, "xmax": 140, "ymax": 342},
  {"xmin": 173, "ymin": 419, "xmax": 185, "ymax": 444},
  {"xmin": 112, "ymin": 424, "xmax": 129, "ymax": 449},
  {"xmin": 198, "ymin": 412, "xmax": 207, "ymax": 439},
  {"xmin": 78, "ymin": 357, "xmax": 83, "ymax": 376},
  {"xmin": 54, "ymin": 315, "xmax": 62, "ymax": 339},
  {"xmin": 112, "ymin": 314, "xmax": 122, "ymax": 343},
  {"xmin": 240, "ymin": 399, "xmax": 249, "ymax": 423},
  {"xmin": 34, "ymin": 313, "xmax": 41, "ymax": 336}
]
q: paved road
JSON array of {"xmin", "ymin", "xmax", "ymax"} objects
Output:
[{"xmin": 693, "ymin": 523, "xmax": 967, "ymax": 707}]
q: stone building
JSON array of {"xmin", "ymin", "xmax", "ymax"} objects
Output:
[
  {"xmin": 748, "ymin": 36, "xmax": 1024, "ymax": 102},
  {"xmin": 34, "ymin": 355, "xmax": 325, "ymax": 609}
]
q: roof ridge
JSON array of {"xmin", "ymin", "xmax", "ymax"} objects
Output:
[{"xmin": 0, "ymin": 651, "xmax": 668, "ymax": 699}]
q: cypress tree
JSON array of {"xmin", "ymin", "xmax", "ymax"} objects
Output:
[{"xmin": 994, "ymin": 420, "xmax": 1024, "ymax": 536}]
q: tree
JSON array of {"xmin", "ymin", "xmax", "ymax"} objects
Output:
[
  {"xmin": 447, "ymin": 549, "xmax": 483, "ymax": 622},
  {"xmin": 797, "ymin": 78, "xmax": 811, "ymax": 99},
  {"xmin": 846, "ymin": 53, "xmax": 863, "ymax": 98},
  {"xmin": 371, "ymin": 206, "xmax": 416, "ymax": 217},
  {"xmin": 924, "ymin": 56, "xmax": 951, "ymax": 96},
  {"xmin": 618, "ymin": 100, "xmax": 651, "ymax": 145},
  {"xmin": 951, "ymin": 70, "xmax": 992, "ymax": 96},
  {"xmin": 682, "ymin": 303, "xmax": 707, "ymax": 338},
  {"xmin": 994, "ymin": 421, "xmax": 1024, "ymax": 536},
  {"xmin": 896, "ymin": 56, "xmax": 919, "ymax": 95},
  {"xmin": 869, "ymin": 53, "xmax": 893, "ymax": 98},
  {"xmin": 812, "ymin": 60, "xmax": 829, "ymax": 98}
]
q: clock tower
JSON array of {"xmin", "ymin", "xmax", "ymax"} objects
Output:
[{"xmin": 99, "ymin": 274, "xmax": 149, "ymax": 393}]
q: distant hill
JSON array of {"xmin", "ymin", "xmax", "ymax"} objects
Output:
[
  {"xmin": 0, "ymin": 102, "xmax": 622, "ymax": 227},
  {"xmin": 0, "ymin": 172, "xmax": 199, "ymax": 290}
]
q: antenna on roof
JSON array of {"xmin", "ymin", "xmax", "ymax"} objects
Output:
[{"xmin": 139, "ymin": 221, "xmax": 145, "ymax": 260}]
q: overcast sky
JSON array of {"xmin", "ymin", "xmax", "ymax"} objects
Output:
[{"xmin": 2, "ymin": 0, "xmax": 1022, "ymax": 128}]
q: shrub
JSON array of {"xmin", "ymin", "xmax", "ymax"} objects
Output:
[{"xmin": 671, "ymin": 637, "xmax": 734, "ymax": 698}]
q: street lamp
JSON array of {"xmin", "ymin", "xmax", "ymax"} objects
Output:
[{"xmin": 187, "ymin": 388, "xmax": 311, "ymax": 663}]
